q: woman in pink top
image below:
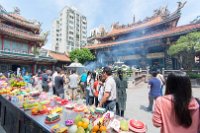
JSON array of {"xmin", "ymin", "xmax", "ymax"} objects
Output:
[{"xmin": 152, "ymin": 72, "xmax": 200, "ymax": 133}]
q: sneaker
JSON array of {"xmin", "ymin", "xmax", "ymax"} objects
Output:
[{"xmin": 145, "ymin": 107, "xmax": 152, "ymax": 112}]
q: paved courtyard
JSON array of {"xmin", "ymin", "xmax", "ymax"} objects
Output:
[{"xmin": 125, "ymin": 82, "xmax": 200, "ymax": 133}]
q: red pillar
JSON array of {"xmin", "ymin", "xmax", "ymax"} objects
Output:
[{"xmin": 1, "ymin": 35, "xmax": 4, "ymax": 50}]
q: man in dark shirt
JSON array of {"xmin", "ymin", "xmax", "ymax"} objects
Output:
[
  {"xmin": 147, "ymin": 71, "xmax": 161, "ymax": 112},
  {"xmin": 55, "ymin": 68, "xmax": 65, "ymax": 98},
  {"xmin": 42, "ymin": 69, "xmax": 49, "ymax": 92}
]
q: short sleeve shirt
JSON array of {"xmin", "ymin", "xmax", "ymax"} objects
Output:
[
  {"xmin": 148, "ymin": 77, "xmax": 161, "ymax": 97},
  {"xmin": 69, "ymin": 73, "xmax": 79, "ymax": 88},
  {"xmin": 105, "ymin": 76, "xmax": 117, "ymax": 101}
]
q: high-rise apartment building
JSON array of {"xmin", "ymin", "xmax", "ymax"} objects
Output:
[{"xmin": 52, "ymin": 6, "xmax": 87, "ymax": 53}]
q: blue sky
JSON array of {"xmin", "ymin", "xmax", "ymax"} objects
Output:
[{"xmin": 1, "ymin": 0, "xmax": 200, "ymax": 49}]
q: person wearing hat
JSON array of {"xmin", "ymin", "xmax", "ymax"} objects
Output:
[
  {"xmin": 115, "ymin": 69, "xmax": 128, "ymax": 117},
  {"xmin": 98, "ymin": 67, "xmax": 117, "ymax": 111}
]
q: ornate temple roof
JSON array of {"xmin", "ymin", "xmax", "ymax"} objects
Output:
[
  {"xmin": 48, "ymin": 51, "xmax": 70, "ymax": 62},
  {"xmin": 88, "ymin": 1, "xmax": 186, "ymax": 40},
  {"xmin": 0, "ymin": 6, "xmax": 40, "ymax": 31},
  {"xmin": 0, "ymin": 23, "xmax": 45, "ymax": 43},
  {"xmin": 86, "ymin": 23, "xmax": 200, "ymax": 50}
]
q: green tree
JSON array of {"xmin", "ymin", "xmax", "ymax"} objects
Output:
[
  {"xmin": 167, "ymin": 32, "xmax": 200, "ymax": 70},
  {"xmin": 69, "ymin": 48, "xmax": 95, "ymax": 64}
]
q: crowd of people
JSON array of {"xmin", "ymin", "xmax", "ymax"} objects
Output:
[{"xmin": 2, "ymin": 66, "xmax": 200, "ymax": 133}]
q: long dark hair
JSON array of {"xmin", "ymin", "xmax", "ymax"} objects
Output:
[{"xmin": 165, "ymin": 72, "xmax": 192, "ymax": 127}]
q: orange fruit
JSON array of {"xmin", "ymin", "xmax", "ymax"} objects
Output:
[
  {"xmin": 82, "ymin": 122, "xmax": 88, "ymax": 129},
  {"xmin": 100, "ymin": 126, "xmax": 106, "ymax": 131},
  {"xmin": 77, "ymin": 121, "xmax": 83, "ymax": 127},
  {"xmin": 92, "ymin": 125, "xmax": 99, "ymax": 132},
  {"xmin": 31, "ymin": 108, "xmax": 38, "ymax": 114}
]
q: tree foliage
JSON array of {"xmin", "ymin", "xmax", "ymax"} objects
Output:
[
  {"xmin": 69, "ymin": 48, "xmax": 95, "ymax": 64},
  {"xmin": 167, "ymin": 32, "xmax": 200, "ymax": 70}
]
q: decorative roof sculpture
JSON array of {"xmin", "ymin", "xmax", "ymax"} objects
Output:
[{"xmin": 176, "ymin": 1, "xmax": 187, "ymax": 13}]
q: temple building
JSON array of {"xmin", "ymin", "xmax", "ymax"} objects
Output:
[
  {"xmin": 86, "ymin": 2, "xmax": 200, "ymax": 70},
  {"xmin": 0, "ymin": 6, "xmax": 56, "ymax": 73}
]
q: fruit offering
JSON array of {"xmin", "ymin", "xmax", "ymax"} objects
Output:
[
  {"xmin": 65, "ymin": 119, "xmax": 74, "ymax": 126},
  {"xmin": 68, "ymin": 125, "xmax": 77, "ymax": 133},
  {"xmin": 40, "ymin": 100, "xmax": 50, "ymax": 105},
  {"xmin": 73, "ymin": 104, "xmax": 85, "ymax": 112},
  {"xmin": 9, "ymin": 77, "xmax": 26, "ymax": 88},
  {"xmin": 51, "ymin": 124, "xmax": 68, "ymax": 133},
  {"xmin": 95, "ymin": 107, "xmax": 106, "ymax": 114},
  {"xmin": 49, "ymin": 107, "xmax": 63, "ymax": 114},
  {"xmin": 45, "ymin": 113, "xmax": 60, "ymax": 124},
  {"xmin": 120, "ymin": 119, "xmax": 129, "ymax": 131},
  {"xmin": 30, "ymin": 90, "xmax": 40, "ymax": 97},
  {"xmin": 65, "ymin": 103, "xmax": 75, "ymax": 109},
  {"xmin": 0, "ymin": 88, "xmax": 11, "ymax": 95},
  {"xmin": 39, "ymin": 92, "xmax": 48, "ymax": 100},
  {"xmin": 92, "ymin": 122, "xmax": 107, "ymax": 133},
  {"xmin": 31, "ymin": 104, "xmax": 47, "ymax": 115},
  {"xmin": 57, "ymin": 99, "xmax": 68, "ymax": 105},
  {"xmin": 23, "ymin": 100, "xmax": 38, "ymax": 110},
  {"xmin": 73, "ymin": 115, "xmax": 93, "ymax": 132}
]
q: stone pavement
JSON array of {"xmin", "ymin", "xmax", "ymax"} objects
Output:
[{"xmin": 125, "ymin": 82, "xmax": 200, "ymax": 133}]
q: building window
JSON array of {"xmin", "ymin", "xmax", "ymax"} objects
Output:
[
  {"xmin": 69, "ymin": 26, "xmax": 73, "ymax": 30},
  {"xmin": 55, "ymin": 47, "xmax": 59, "ymax": 51},
  {"xmin": 69, "ymin": 20, "xmax": 73, "ymax": 24},
  {"xmin": 69, "ymin": 31, "xmax": 73, "ymax": 35},
  {"xmin": 70, "ymin": 15, "xmax": 74, "ymax": 19},
  {"xmin": 69, "ymin": 37, "xmax": 74, "ymax": 40}
]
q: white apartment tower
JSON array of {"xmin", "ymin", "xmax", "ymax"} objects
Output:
[{"xmin": 52, "ymin": 6, "xmax": 87, "ymax": 53}]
